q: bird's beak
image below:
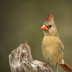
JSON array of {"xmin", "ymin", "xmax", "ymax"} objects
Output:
[{"xmin": 41, "ymin": 25, "xmax": 48, "ymax": 31}]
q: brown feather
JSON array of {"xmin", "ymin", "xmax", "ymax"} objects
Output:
[{"xmin": 46, "ymin": 13, "xmax": 53, "ymax": 21}]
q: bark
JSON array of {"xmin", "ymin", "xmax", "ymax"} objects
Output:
[{"xmin": 9, "ymin": 41, "xmax": 55, "ymax": 72}]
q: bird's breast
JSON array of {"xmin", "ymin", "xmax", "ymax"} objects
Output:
[
  {"xmin": 42, "ymin": 36, "xmax": 56, "ymax": 48},
  {"xmin": 41, "ymin": 36, "xmax": 63, "ymax": 65}
]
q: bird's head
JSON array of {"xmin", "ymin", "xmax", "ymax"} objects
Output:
[{"xmin": 41, "ymin": 13, "xmax": 58, "ymax": 36}]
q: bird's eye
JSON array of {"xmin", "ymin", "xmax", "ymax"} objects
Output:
[
  {"xmin": 47, "ymin": 25, "xmax": 52, "ymax": 28},
  {"xmin": 48, "ymin": 25, "xmax": 52, "ymax": 27}
]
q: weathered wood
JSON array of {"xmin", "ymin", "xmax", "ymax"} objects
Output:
[{"xmin": 9, "ymin": 41, "xmax": 55, "ymax": 72}]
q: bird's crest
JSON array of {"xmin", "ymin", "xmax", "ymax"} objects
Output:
[{"xmin": 46, "ymin": 13, "xmax": 53, "ymax": 21}]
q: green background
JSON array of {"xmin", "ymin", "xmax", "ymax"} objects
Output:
[{"xmin": 0, "ymin": 0, "xmax": 72, "ymax": 72}]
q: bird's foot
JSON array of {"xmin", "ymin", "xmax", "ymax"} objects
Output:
[{"xmin": 47, "ymin": 62, "xmax": 49, "ymax": 65}]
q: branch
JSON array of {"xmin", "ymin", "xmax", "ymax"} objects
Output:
[{"xmin": 9, "ymin": 41, "xmax": 55, "ymax": 72}]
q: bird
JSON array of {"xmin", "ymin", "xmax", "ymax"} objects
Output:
[{"xmin": 41, "ymin": 13, "xmax": 72, "ymax": 72}]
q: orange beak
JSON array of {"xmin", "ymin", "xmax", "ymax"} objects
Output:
[{"xmin": 41, "ymin": 25, "xmax": 48, "ymax": 31}]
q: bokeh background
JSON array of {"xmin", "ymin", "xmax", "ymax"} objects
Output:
[{"xmin": 0, "ymin": 0, "xmax": 72, "ymax": 72}]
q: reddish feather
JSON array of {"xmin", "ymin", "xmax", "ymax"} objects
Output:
[
  {"xmin": 59, "ymin": 62, "xmax": 72, "ymax": 72},
  {"xmin": 46, "ymin": 13, "xmax": 53, "ymax": 21}
]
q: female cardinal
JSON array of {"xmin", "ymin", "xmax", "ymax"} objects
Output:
[{"xmin": 41, "ymin": 13, "xmax": 72, "ymax": 72}]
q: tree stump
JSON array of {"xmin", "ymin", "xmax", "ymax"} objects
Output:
[{"xmin": 9, "ymin": 41, "xmax": 55, "ymax": 72}]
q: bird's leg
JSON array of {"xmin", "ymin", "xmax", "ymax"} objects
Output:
[
  {"xmin": 43, "ymin": 62, "xmax": 49, "ymax": 67},
  {"xmin": 56, "ymin": 63, "xmax": 58, "ymax": 72},
  {"xmin": 47, "ymin": 62, "xmax": 49, "ymax": 65},
  {"xmin": 47, "ymin": 58, "xmax": 50, "ymax": 64}
]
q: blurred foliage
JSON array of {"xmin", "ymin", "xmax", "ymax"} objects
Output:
[{"xmin": 0, "ymin": 0, "xmax": 72, "ymax": 72}]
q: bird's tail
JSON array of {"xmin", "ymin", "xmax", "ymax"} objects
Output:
[{"xmin": 59, "ymin": 62, "xmax": 72, "ymax": 72}]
